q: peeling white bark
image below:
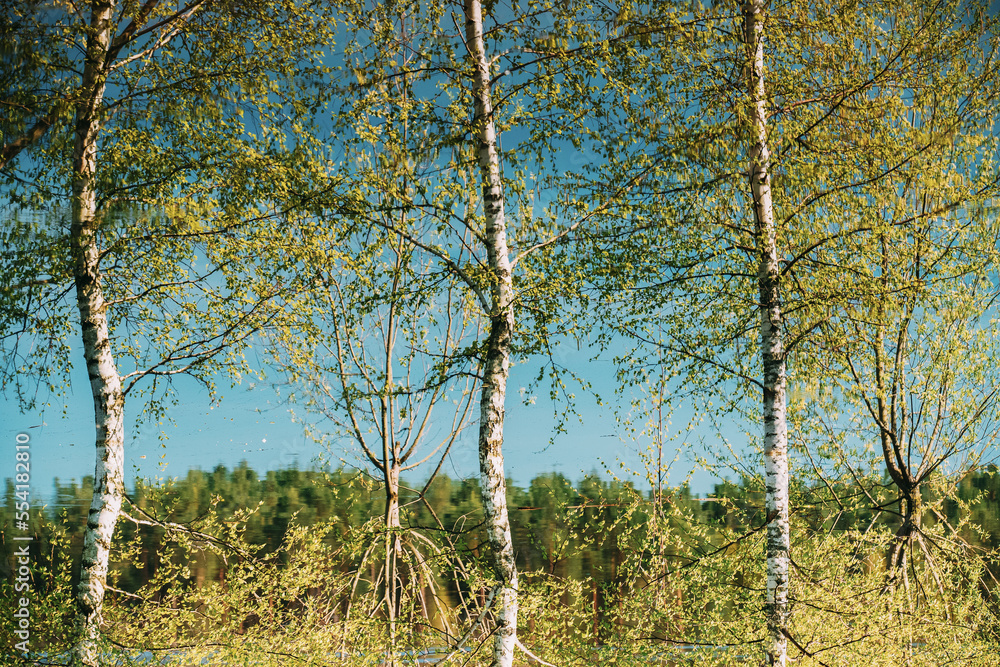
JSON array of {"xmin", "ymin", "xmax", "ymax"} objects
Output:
[
  {"xmin": 744, "ymin": 2, "xmax": 790, "ymax": 665},
  {"xmin": 70, "ymin": 2, "xmax": 125, "ymax": 665},
  {"xmin": 463, "ymin": 1, "xmax": 519, "ymax": 665}
]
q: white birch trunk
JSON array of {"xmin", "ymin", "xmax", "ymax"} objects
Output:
[
  {"xmin": 463, "ymin": 1, "xmax": 519, "ymax": 665},
  {"xmin": 71, "ymin": 3, "xmax": 125, "ymax": 664},
  {"xmin": 744, "ymin": 2, "xmax": 790, "ymax": 665}
]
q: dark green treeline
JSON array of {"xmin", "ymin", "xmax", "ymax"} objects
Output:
[{"xmin": 4, "ymin": 463, "xmax": 1000, "ymax": 636}]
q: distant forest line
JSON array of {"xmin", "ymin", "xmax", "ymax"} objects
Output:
[{"xmin": 5, "ymin": 462, "xmax": 1000, "ymax": 595}]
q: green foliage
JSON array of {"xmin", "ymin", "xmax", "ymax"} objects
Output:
[
  {"xmin": 0, "ymin": 508, "xmax": 78, "ymax": 662},
  {"xmin": 0, "ymin": 0, "xmax": 338, "ymax": 424},
  {"xmin": 5, "ymin": 0, "xmax": 1000, "ymax": 664},
  {"xmin": 6, "ymin": 465, "xmax": 1000, "ymax": 664}
]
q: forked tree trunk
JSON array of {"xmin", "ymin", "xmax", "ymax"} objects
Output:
[
  {"xmin": 70, "ymin": 3, "xmax": 124, "ymax": 665},
  {"xmin": 463, "ymin": 1, "xmax": 519, "ymax": 664},
  {"xmin": 744, "ymin": 2, "xmax": 790, "ymax": 665},
  {"xmin": 873, "ymin": 242, "xmax": 923, "ymax": 590},
  {"xmin": 889, "ymin": 489, "xmax": 921, "ymax": 578}
]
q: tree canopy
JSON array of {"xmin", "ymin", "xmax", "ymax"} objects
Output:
[{"xmin": 3, "ymin": 0, "xmax": 1000, "ymax": 665}]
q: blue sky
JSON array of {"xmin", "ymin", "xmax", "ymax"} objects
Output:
[
  {"xmin": 2, "ymin": 329, "xmax": 733, "ymax": 506},
  {"xmin": 0, "ymin": 1, "xmax": 755, "ymax": 507}
]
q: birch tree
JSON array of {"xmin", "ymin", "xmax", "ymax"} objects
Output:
[
  {"xmin": 797, "ymin": 188, "xmax": 1000, "ymax": 592},
  {"xmin": 318, "ymin": 1, "xmax": 526, "ymax": 655},
  {"xmin": 305, "ymin": 1, "xmax": 621, "ymax": 663},
  {"xmin": 0, "ymin": 2, "xmax": 331, "ymax": 662},
  {"xmin": 69, "ymin": 7, "xmax": 131, "ymax": 656},
  {"xmin": 742, "ymin": 3, "xmax": 789, "ymax": 662},
  {"xmin": 566, "ymin": 0, "xmax": 1000, "ymax": 663},
  {"xmin": 461, "ymin": 3, "xmax": 522, "ymax": 663},
  {"xmin": 269, "ymin": 211, "xmax": 483, "ymax": 657}
]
